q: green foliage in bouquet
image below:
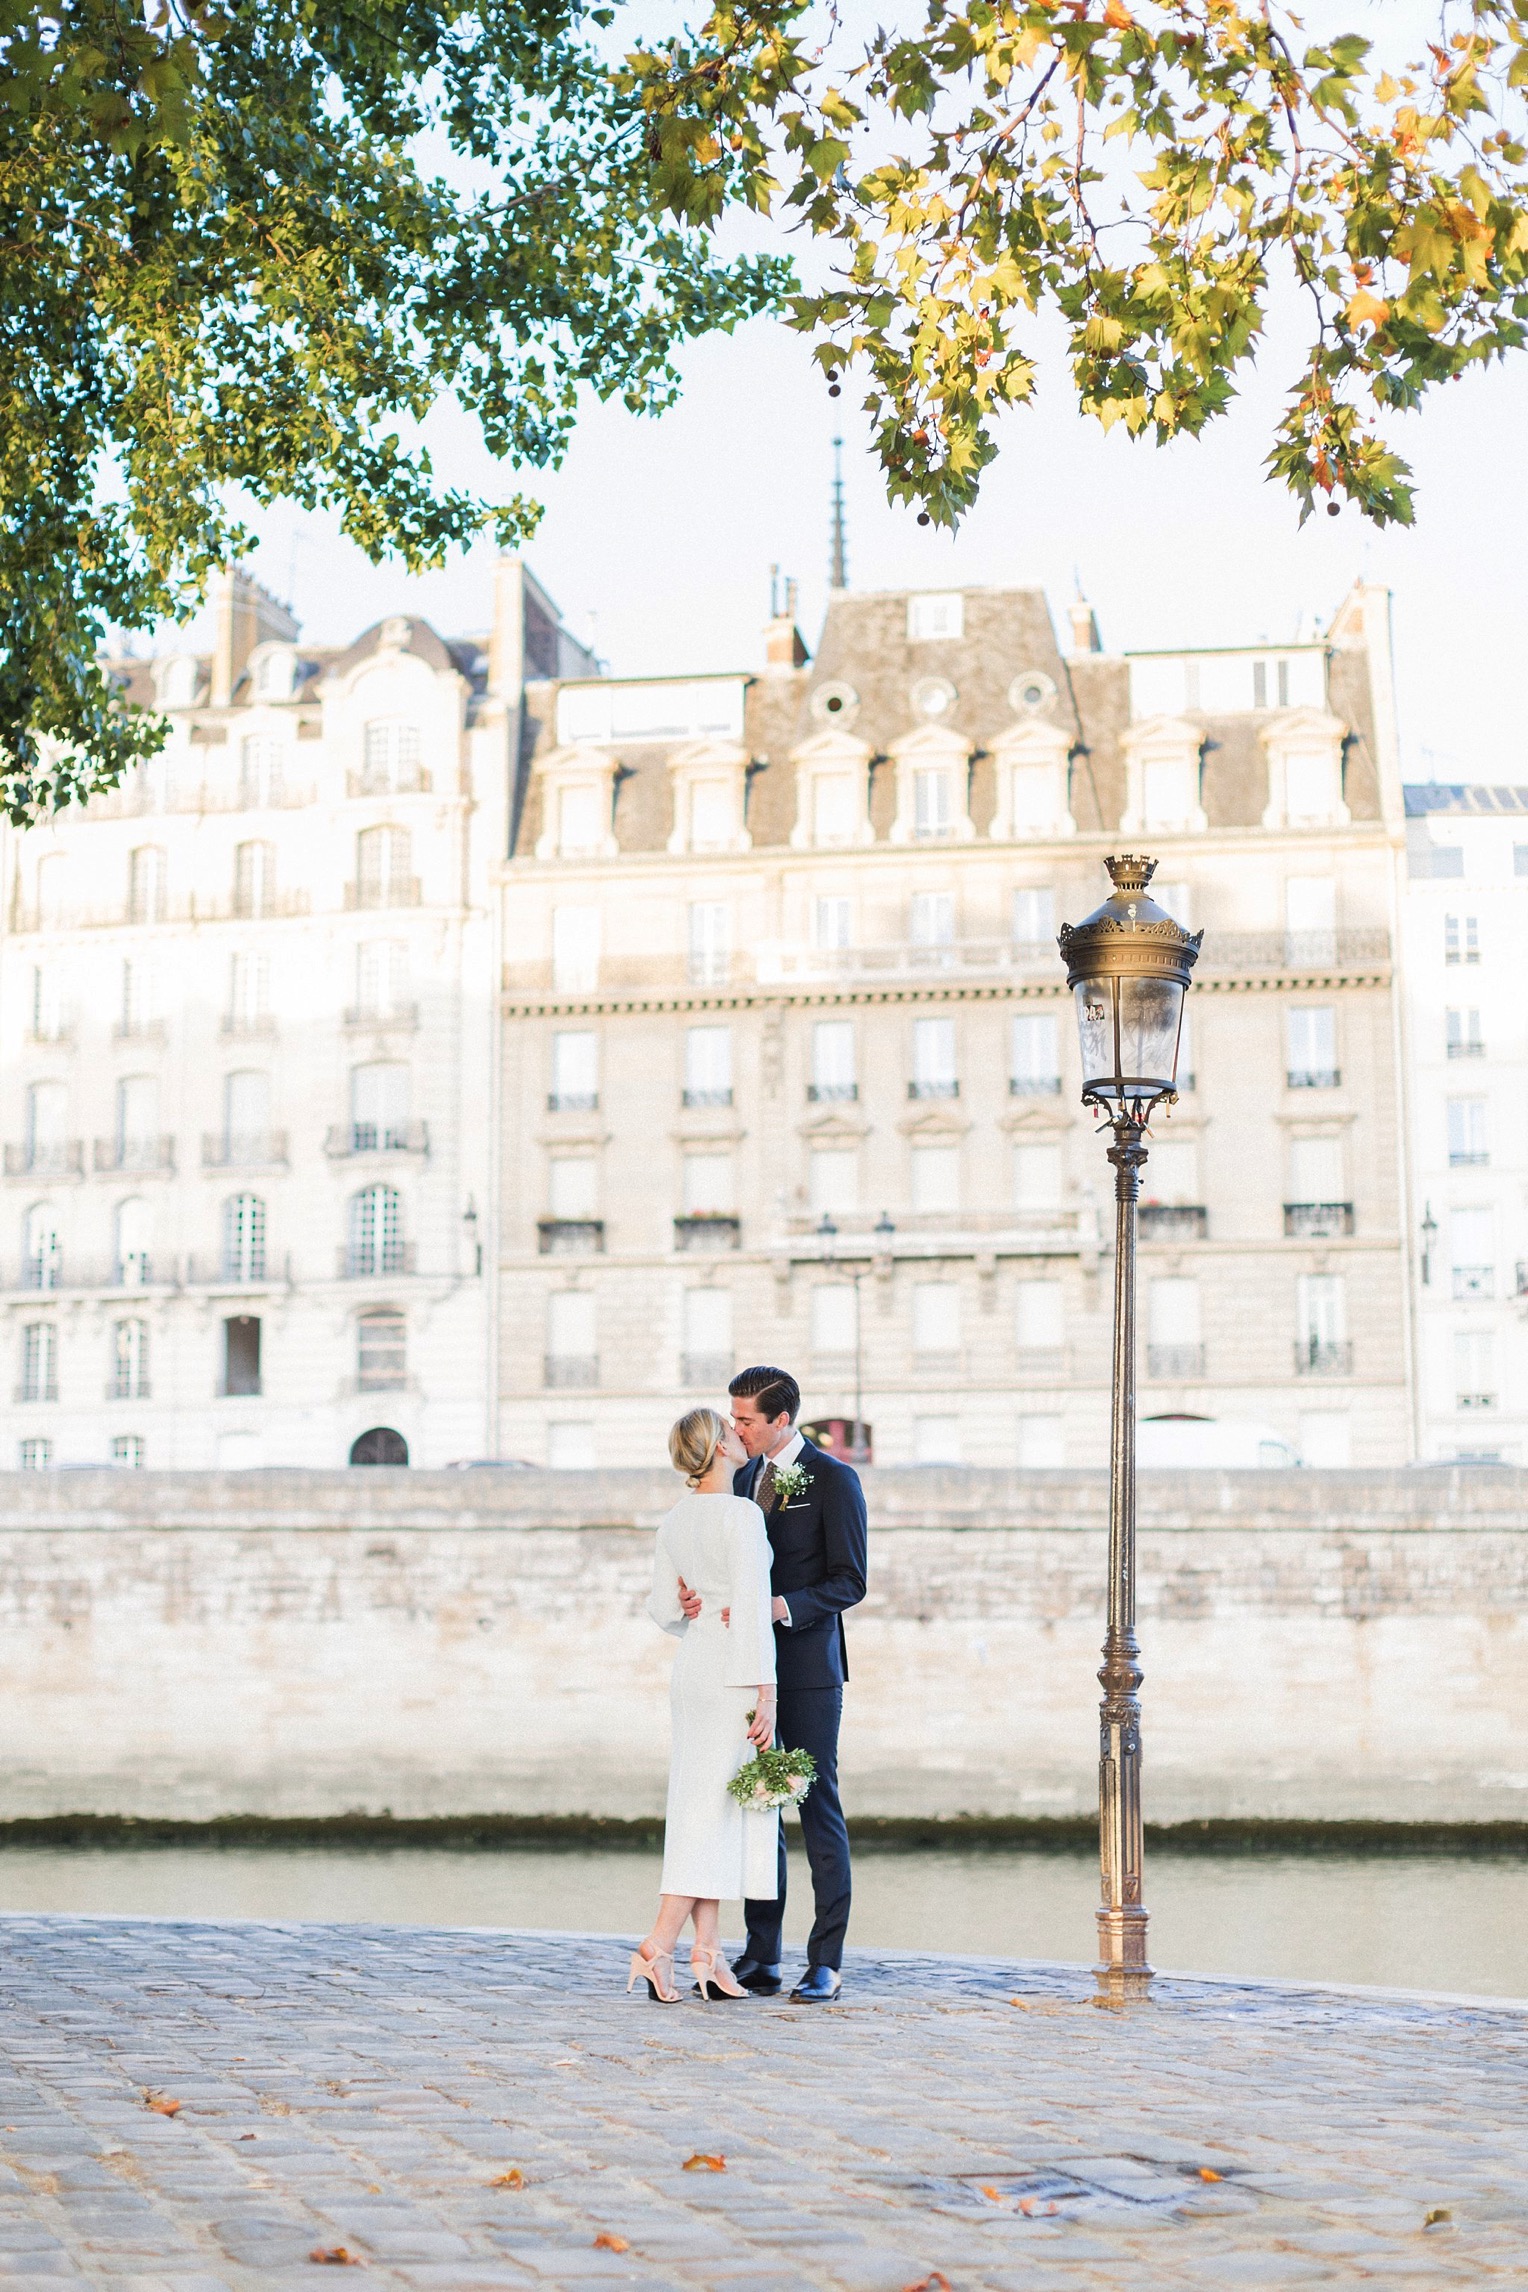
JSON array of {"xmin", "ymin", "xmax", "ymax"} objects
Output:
[{"xmin": 728, "ymin": 1745, "xmax": 818, "ymax": 1813}]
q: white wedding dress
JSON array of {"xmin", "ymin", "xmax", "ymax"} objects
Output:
[{"xmin": 648, "ymin": 1491, "xmax": 779, "ymax": 1901}]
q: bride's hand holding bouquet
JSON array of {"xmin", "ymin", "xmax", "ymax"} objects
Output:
[{"xmin": 745, "ymin": 1685, "xmax": 775, "ymax": 1749}]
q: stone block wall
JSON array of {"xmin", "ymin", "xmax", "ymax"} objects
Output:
[{"xmin": 0, "ymin": 1465, "xmax": 1521, "ymax": 1822}]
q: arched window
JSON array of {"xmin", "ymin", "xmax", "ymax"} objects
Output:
[
  {"xmin": 357, "ymin": 1308, "xmax": 406, "ymax": 1391},
  {"xmin": 355, "ymin": 825, "xmax": 412, "ymax": 909},
  {"xmin": 222, "ymin": 1193, "xmax": 267, "ymax": 1283},
  {"xmin": 362, "ymin": 720, "xmax": 422, "ymax": 795},
  {"xmin": 234, "ymin": 840, "xmax": 276, "ymax": 919},
  {"xmin": 348, "ymin": 1185, "xmax": 404, "ymax": 1277},
  {"xmin": 129, "ymin": 846, "xmax": 166, "ymax": 925},
  {"xmin": 116, "ymin": 1198, "xmax": 151, "ymax": 1287},
  {"xmin": 350, "ymin": 1426, "xmax": 409, "ymax": 1466},
  {"xmin": 111, "ymin": 1318, "xmax": 150, "ymax": 1401},
  {"xmin": 240, "ymin": 736, "xmax": 286, "ymax": 809},
  {"xmin": 23, "ymin": 1204, "xmax": 60, "ymax": 1291}
]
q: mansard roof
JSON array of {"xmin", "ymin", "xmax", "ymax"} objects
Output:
[{"xmin": 1404, "ymin": 782, "xmax": 1528, "ymax": 816}]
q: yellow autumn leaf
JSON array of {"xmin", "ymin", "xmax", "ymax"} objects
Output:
[{"xmin": 1345, "ymin": 288, "xmax": 1390, "ymax": 328}]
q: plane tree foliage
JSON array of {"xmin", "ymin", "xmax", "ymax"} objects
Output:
[
  {"xmin": 0, "ymin": 0, "xmax": 786, "ymax": 819},
  {"xmin": 625, "ymin": 0, "xmax": 1528, "ymax": 532}
]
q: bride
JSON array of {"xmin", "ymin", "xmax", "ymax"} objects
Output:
[{"xmin": 628, "ymin": 1407, "xmax": 777, "ymax": 2003}]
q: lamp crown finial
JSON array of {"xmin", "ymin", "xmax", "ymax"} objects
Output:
[{"xmin": 1106, "ymin": 853, "xmax": 1157, "ymax": 897}]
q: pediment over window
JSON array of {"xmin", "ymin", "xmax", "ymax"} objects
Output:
[
  {"xmin": 798, "ymin": 1105, "xmax": 870, "ymax": 1144},
  {"xmin": 885, "ymin": 720, "xmax": 975, "ymax": 846},
  {"xmin": 896, "ymin": 1102, "xmax": 971, "ymax": 1140},
  {"xmin": 1121, "ymin": 715, "xmax": 1208, "ymax": 835},
  {"xmin": 989, "ymin": 716, "xmax": 1075, "ymax": 840},
  {"xmin": 1260, "ymin": 709, "xmax": 1351, "ymax": 831},
  {"xmin": 667, "ymin": 738, "xmax": 752, "ymax": 856},
  {"xmin": 789, "ymin": 727, "xmax": 875, "ymax": 851},
  {"xmin": 533, "ymin": 743, "xmax": 620, "ymax": 861}
]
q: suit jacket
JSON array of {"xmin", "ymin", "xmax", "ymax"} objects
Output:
[{"xmin": 733, "ymin": 1438, "xmax": 868, "ymax": 1690}]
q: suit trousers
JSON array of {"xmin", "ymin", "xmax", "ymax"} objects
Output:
[{"xmin": 743, "ymin": 1686, "xmax": 850, "ymax": 1972}]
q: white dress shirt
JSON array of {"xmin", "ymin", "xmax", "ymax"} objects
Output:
[{"xmin": 755, "ymin": 1427, "xmax": 805, "ymax": 1624}]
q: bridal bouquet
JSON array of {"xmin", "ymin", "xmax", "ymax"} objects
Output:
[{"xmin": 728, "ymin": 1744, "xmax": 818, "ymax": 1813}]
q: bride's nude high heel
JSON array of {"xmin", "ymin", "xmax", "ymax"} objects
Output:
[
  {"xmin": 691, "ymin": 1947, "xmax": 748, "ymax": 2001},
  {"xmin": 627, "ymin": 1943, "xmax": 681, "ymax": 2003}
]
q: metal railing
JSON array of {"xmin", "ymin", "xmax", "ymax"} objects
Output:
[
  {"xmin": 1202, "ymin": 930, "xmax": 1390, "ymax": 972},
  {"xmin": 1146, "ymin": 1342, "xmax": 1205, "ymax": 1379},
  {"xmin": 345, "ymin": 879, "xmax": 422, "ymax": 910},
  {"xmin": 1283, "ymin": 1202, "xmax": 1355, "ymax": 1239},
  {"xmin": 1452, "ymin": 1265, "xmax": 1495, "ymax": 1300},
  {"xmin": 547, "ymin": 1092, "xmax": 598, "ymax": 1114},
  {"xmin": 343, "ymin": 1003, "xmax": 419, "ymax": 1030},
  {"xmin": 324, "ymin": 1122, "xmax": 429, "ymax": 1158},
  {"xmin": 908, "ymin": 1079, "xmax": 959, "ymax": 1101},
  {"xmin": 219, "ymin": 1014, "xmax": 277, "ymax": 1039},
  {"xmin": 806, "ymin": 1082, "xmax": 857, "ymax": 1103},
  {"xmin": 346, "ymin": 766, "xmax": 432, "ymax": 798},
  {"xmin": 682, "ymin": 1088, "xmax": 734, "ymax": 1109},
  {"xmin": 1447, "ymin": 1040, "xmax": 1486, "ymax": 1060},
  {"xmin": 202, "ymin": 1132, "xmax": 289, "ymax": 1169},
  {"xmin": 538, "ymin": 1219, "xmax": 605, "ymax": 1256},
  {"xmin": 336, "ymin": 1244, "xmax": 417, "ymax": 1279},
  {"xmin": 544, "ymin": 1354, "xmax": 599, "ymax": 1388},
  {"xmin": 1286, "ymin": 1067, "xmax": 1341, "ymax": 1090},
  {"xmin": 1295, "ymin": 1338, "xmax": 1353, "ymax": 1375},
  {"xmin": 5, "ymin": 1141, "xmax": 85, "ymax": 1178},
  {"xmin": 1010, "ymin": 1075, "xmax": 1063, "ymax": 1097},
  {"xmin": 674, "ymin": 1215, "xmax": 741, "ymax": 1252},
  {"xmin": 1139, "ymin": 1205, "xmax": 1208, "ymax": 1240},
  {"xmin": 94, "ymin": 1136, "xmax": 176, "ymax": 1174}
]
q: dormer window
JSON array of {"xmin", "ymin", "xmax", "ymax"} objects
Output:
[
  {"xmin": 156, "ymin": 656, "xmax": 199, "ymax": 708},
  {"xmin": 907, "ymin": 593, "xmax": 964, "ymax": 643},
  {"xmin": 666, "ymin": 741, "xmax": 751, "ymax": 856},
  {"xmin": 250, "ymin": 647, "xmax": 296, "ymax": 701},
  {"xmin": 534, "ymin": 747, "xmax": 620, "ymax": 862}
]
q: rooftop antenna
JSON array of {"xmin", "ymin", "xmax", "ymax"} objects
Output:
[{"xmin": 829, "ymin": 438, "xmax": 848, "ymax": 594}]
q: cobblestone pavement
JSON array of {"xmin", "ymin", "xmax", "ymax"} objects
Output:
[{"xmin": 0, "ymin": 1916, "xmax": 1523, "ymax": 2289}]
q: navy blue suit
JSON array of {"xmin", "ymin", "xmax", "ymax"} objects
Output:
[{"xmin": 734, "ymin": 1439, "xmax": 868, "ymax": 1971}]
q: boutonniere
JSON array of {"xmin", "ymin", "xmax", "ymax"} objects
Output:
[{"xmin": 772, "ymin": 1462, "xmax": 813, "ymax": 1504}]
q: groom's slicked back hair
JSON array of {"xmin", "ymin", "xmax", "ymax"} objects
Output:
[{"xmin": 729, "ymin": 1365, "xmax": 800, "ymax": 1424}]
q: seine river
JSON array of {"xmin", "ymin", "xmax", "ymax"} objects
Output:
[{"xmin": 0, "ymin": 1844, "xmax": 1521, "ymax": 1999}]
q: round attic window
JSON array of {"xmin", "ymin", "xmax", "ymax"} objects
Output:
[
  {"xmin": 380, "ymin": 615, "xmax": 412, "ymax": 649},
  {"xmin": 1009, "ymin": 670, "xmax": 1057, "ymax": 715},
  {"xmin": 811, "ymin": 680, "xmax": 859, "ymax": 726},
  {"xmin": 911, "ymin": 676, "xmax": 956, "ymax": 720}
]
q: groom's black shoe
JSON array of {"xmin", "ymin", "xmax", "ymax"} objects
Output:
[
  {"xmin": 789, "ymin": 1965, "xmax": 842, "ymax": 2003},
  {"xmin": 729, "ymin": 1957, "xmax": 782, "ymax": 1995}
]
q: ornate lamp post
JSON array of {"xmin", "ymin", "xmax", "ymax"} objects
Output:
[{"xmin": 1058, "ymin": 854, "xmax": 1202, "ymax": 2002}]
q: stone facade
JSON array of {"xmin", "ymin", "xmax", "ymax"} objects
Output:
[
  {"xmin": 498, "ymin": 579, "xmax": 1410, "ymax": 1470},
  {"xmin": 0, "ymin": 1464, "xmax": 1520, "ymax": 1822},
  {"xmin": 1403, "ymin": 784, "xmax": 1528, "ymax": 1463},
  {"xmin": 0, "ymin": 561, "xmax": 594, "ymax": 1468}
]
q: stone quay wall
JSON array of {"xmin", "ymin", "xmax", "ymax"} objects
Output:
[{"xmin": 0, "ymin": 1465, "xmax": 1523, "ymax": 1824}]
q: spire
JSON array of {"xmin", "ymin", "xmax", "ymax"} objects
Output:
[{"xmin": 829, "ymin": 437, "xmax": 848, "ymax": 594}]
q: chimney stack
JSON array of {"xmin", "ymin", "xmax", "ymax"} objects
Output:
[
  {"xmin": 764, "ymin": 568, "xmax": 810, "ymax": 673},
  {"xmin": 1069, "ymin": 593, "xmax": 1102, "ymax": 654},
  {"xmin": 210, "ymin": 569, "xmax": 299, "ymax": 706}
]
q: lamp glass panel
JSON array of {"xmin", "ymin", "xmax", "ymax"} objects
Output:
[{"xmin": 1073, "ymin": 973, "xmax": 1183, "ymax": 1095}]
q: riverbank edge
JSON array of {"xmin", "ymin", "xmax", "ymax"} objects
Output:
[{"xmin": 0, "ymin": 1812, "xmax": 1522, "ymax": 1855}]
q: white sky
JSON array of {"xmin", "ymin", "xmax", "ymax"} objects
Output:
[{"xmin": 177, "ymin": 0, "xmax": 1527, "ymax": 786}]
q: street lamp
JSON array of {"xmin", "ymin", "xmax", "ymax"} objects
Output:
[
  {"xmin": 1058, "ymin": 853, "xmax": 1202, "ymax": 2003},
  {"xmin": 816, "ymin": 1211, "xmax": 893, "ymax": 1453}
]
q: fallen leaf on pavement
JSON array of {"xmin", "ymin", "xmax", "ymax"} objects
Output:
[
  {"xmin": 979, "ymin": 2183, "xmax": 1002, "ymax": 2199},
  {"xmin": 902, "ymin": 2275, "xmax": 952, "ymax": 2292},
  {"xmin": 682, "ymin": 2153, "xmax": 726, "ymax": 2172},
  {"xmin": 593, "ymin": 2234, "xmax": 630, "ymax": 2251},
  {"xmin": 1197, "ymin": 2167, "xmax": 1222, "ymax": 2181},
  {"xmin": 143, "ymin": 2095, "xmax": 181, "ymax": 2117},
  {"xmin": 309, "ymin": 2248, "xmax": 364, "ymax": 2266},
  {"xmin": 490, "ymin": 2169, "xmax": 526, "ymax": 2189},
  {"xmin": 1424, "ymin": 2207, "xmax": 1453, "ymax": 2230}
]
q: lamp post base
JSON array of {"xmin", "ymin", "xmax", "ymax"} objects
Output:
[{"xmin": 1094, "ymin": 1907, "xmax": 1153, "ymax": 2005}]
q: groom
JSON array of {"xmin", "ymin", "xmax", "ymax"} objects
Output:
[{"xmin": 683, "ymin": 1365, "xmax": 868, "ymax": 2002}]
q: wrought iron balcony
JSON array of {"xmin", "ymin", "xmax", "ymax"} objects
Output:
[
  {"xmin": 324, "ymin": 1122, "xmax": 429, "ymax": 1159},
  {"xmin": 1295, "ymin": 1338, "xmax": 1353, "ymax": 1375},
  {"xmin": 1010, "ymin": 1075, "xmax": 1063, "ymax": 1097},
  {"xmin": 1452, "ymin": 1265, "xmax": 1495, "ymax": 1300},
  {"xmin": 675, "ymin": 1215, "xmax": 741, "ymax": 1252},
  {"xmin": 546, "ymin": 1092, "xmax": 598, "ymax": 1114},
  {"xmin": 1284, "ymin": 1202, "xmax": 1355, "ymax": 1239},
  {"xmin": 907, "ymin": 1079, "xmax": 959, "ymax": 1100},
  {"xmin": 1146, "ymin": 1342, "xmax": 1205, "ymax": 1379},
  {"xmin": 1286, "ymin": 1067, "xmax": 1341, "ymax": 1090},
  {"xmin": 1139, "ymin": 1204, "xmax": 1208, "ymax": 1240},
  {"xmin": 94, "ymin": 1137, "xmax": 176, "ymax": 1175},
  {"xmin": 336, "ymin": 1244, "xmax": 417, "ymax": 1279},
  {"xmin": 345, "ymin": 878, "xmax": 422, "ymax": 910},
  {"xmin": 343, "ymin": 1003, "xmax": 419, "ymax": 1031},
  {"xmin": 538, "ymin": 1219, "xmax": 605, "ymax": 1256},
  {"xmin": 4, "ymin": 1141, "xmax": 83, "ymax": 1178},
  {"xmin": 203, "ymin": 1131, "xmax": 289, "ymax": 1170},
  {"xmin": 682, "ymin": 1088, "xmax": 734, "ymax": 1109},
  {"xmin": 807, "ymin": 1082, "xmax": 858, "ymax": 1104},
  {"xmin": 544, "ymin": 1353, "xmax": 599, "ymax": 1388}
]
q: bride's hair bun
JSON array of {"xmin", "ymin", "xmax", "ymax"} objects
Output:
[{"xmin": 670, "ymin": 1406, "xmax": 728, "ymax": 1488}]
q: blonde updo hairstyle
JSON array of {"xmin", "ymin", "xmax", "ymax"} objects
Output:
[{"xmin": 670, "ymin": 1406, "xmax": 729, "ymax": 1490}]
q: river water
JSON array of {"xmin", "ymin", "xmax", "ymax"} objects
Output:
[{"xmin": 0, "ymin": 1844, "xmax": 1521, "ymax": 1999}]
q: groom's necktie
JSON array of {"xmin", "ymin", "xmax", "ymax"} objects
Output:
[{"xmin": 755, "ymin": 1460, "xmax": 779, "ymax": 1513}]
